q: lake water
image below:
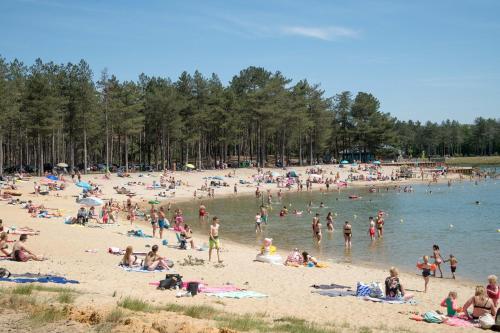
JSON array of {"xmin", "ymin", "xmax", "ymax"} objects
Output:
[{"xmin": 175, "ymin": 176, "xmax": 500, "ymax": 282}]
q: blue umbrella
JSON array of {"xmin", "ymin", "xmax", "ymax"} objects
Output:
[
  {"xmin": 373, "ymin": 161, "xmax": 381, "ymax": 165},
  {"xmin": 46, "ymin": 175, "xmax": 59, "ymax": 181},
  {"xmin": 340, "ymin": 160, "xmax": 349, "ymax": 164},
  {"xmin": 79, "ymin": 197, "xmax": 103, "ymax": 206},
  {"xmin": 76, "ymin": 181, "xmax": 91, "ymax": 190}
]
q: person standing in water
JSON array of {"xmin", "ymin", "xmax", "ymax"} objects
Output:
[
  {"xmin": 432, "ymin": 244, "xmax": 444, "ymax": 278},
  {"xmin": 376, "ymin": 211, "xmax": 384, "ymax": 238},
  {"xmin": 326, "ymin": 212, "xmax": 334, "ymax": 231},
  {"xmin": 209, "ymin": 217, "xmax": 222, "ymax": 263},
  {"xmin": 255, "ymin": 212, "xmax": 262, "ymax": 233},
  {"xmin": 368, "ymin": 216, "xmax": 376, "ymax": 241},
  {"xmin": 343, "ymin": 221, "xmax": 352, "ymax": 248},
  {"xmin": 198, "ymin": 203, "xmax": 207, "ymax": 223},
  {"xmin": 260, "ymin": 205, "xmax": 268, "ymax": 225},
  {"xmin": 312, "ymin": 214, "xmax": 322, "ymax": 244}
]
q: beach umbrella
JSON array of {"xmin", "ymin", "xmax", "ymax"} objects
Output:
[
  {"xmin": 79, "ymin": 197, "xmax": 103, "ymax": 206},
  {"xmin": 40, "ymin": 178, "xmax": 55, "ymax": 184},
  {"xmin": 340, "ymin": 160, "xmax": 349, "ymax": 164},
  {"xmin": 213, "ymin": 176, "xmax": 224, "ymax": 180},
  {"xmin": 352, "ymin": 162, "xmax": 358, "ymax": 166},
  {"xmin": 372, "ymin": 161, "xmax": 381, "ymax": 165},
  {"xmin": 288, "ymin": 170, "xmax": 298, "ymax": 177},
  {"xmin": 76, "ymin": 181, "xmax": 91, "ymax": 190},
  {"xmin": 46, "ymin": 175, "xmax": 59, "ymax": 181},
  {"xmin": 185, "ymin": 163, "xmax": 195, "ymax": 169},
  {"xmin": 271, "ymin": 172, "xmax": 281, "ymax": 177},
  {"xmin": 57, "ymin": 162, "xmax": 68, "ymax": 168},
  {"xmin": 148, "ymin": 200, "xmax": 160, "ymax": 205}
]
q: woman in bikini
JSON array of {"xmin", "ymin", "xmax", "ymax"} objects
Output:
[
  {"xmin": 121, "ymin": 246, "xmax": 138, "ymax": 267},
  {"xmin": 462, "ymin": 285, "xmax": 496, "ymax": 320},
  {"xmin": 326, "ymin": 212, "xmax": 334, "ymax": 231},
  {"xmin": 432, "ymin": 244, "xmax": 444, "ymax": 278},
  {"xmin": 143, "ymin": 245, "xmax": 169, "ymax": 271},
  {"xmin": 11, "ymin": 234, "xmax": 45, "ymax": 262},
  {"xmin": 343, "ymin": 221, "xmax": 352, "ymax": 248}
]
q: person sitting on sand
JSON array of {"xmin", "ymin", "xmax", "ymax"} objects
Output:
[
  {"xmin": 143, "ymin": 245, "xmax": 170, "ymax": 271},
  {"xmin": 440, "ymin": 291, "xmax": 461, "ymax": 317},
  {"xmin": 487, "ymin": 275, "xmax": 499, "ymax": 308},
  {"xmin": 121, "ymin": 246, "xmax": 139, "ymax": 267},
  {"xmin": 11, "ymin": 234, "xmax": 45, "ymax": 262},
  {"xmin": 284, "ymin": 248, "xmax": 304, "ymax": 267},
  {"xmin": 302, "ymin": 251, "xmax": 318, "ymax": 266},
  {"xmin": 385, "ymin": 267, "xmax": 412, "ymax": 300},
  {"xmin": 76, "ymin": 207, "xmax": 88, "ymax": 225},
  {"xmin": 180, "ymin": 224, "xmax": 195, "ymax": 249},
  {"xmin": 0, "ymin": 232, "xmax": 11, "ymax": 256},
  {"xmin": 462, "ymin": 285, "xmax": 496, "ymax": 320}
]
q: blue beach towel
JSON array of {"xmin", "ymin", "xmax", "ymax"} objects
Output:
[{"xmin": 0, "ymin": 276, "xmax": 79, "ymax": 284}]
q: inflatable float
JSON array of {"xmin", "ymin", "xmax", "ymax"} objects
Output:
[
  {"xmin": 255, "ymin": 253, "xmax": 283, "ymax": 264},
  {"xmin": 348, "ymin": 195, "xmax": 360, "ymax": 199}
]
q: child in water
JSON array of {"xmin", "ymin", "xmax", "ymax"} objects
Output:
[
  {"xmin": 440, "ymin": 291, "xmax": 461, "ymax": 316},
  {"xmin": 444, "ymin": 254, "xmax": 458, "ymax": 279},
  {"xmin": 368, "ymin": 216, "xmax": 376, "ymax": 241}
]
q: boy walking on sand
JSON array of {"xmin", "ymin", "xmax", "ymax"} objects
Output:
[{"xmin": 209, "ymin": 217, "xmax": 222, "ymax": 263}]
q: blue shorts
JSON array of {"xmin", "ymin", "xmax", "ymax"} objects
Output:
[{"xmin": 158, "ymin": 219, "xmax": 169, "ymax": 229}]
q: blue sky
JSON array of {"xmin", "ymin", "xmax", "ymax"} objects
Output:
[{"xmin": 1, "ymin": 0, "xmax": 499, "ymax": 123}]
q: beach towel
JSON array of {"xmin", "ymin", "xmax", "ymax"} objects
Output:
[
  {"xmin": 443, "ymin": 317, "xmax": 475, "ymax": 328},
  {"xmin": 313, "ymin": 290, "xmax": 356, "ymax": 297},
  {"xmin": 205, "ymin": 291, "xmax": 267, "ymax": 299},
  {"xmin": 0, "ymin": 276, "xmax": 79, "ymax": 284},
  {"xmin": 362, "ymin": 296, "xmax": 417, "ymax": 305},
  {"xmin": 311, "ymin": 283, "xmax": 351, "ymax": 290},
  {"xmin": 199, "ymin": 285, "xmax": 241, "ymax": 293},
  {"xmin": 119, "ymin": 266, "xmax": 169, "ymax": 273}
]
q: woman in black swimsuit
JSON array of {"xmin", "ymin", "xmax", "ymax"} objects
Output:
[
  {"xmin": 463, "ymin": 286, "xmax": 496, "ymax": 320},
  {"xmin": 343, "ymin": 221, "xmax": 352, "ymax": 248}
]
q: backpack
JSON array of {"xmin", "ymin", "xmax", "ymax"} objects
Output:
[
  {"xmin": 0, "ymin": 268, "xmax": 11, "ymax": 278},
  {"xmin": 158, "ymin": 274, "xmax": 182, "ymax": 290}
]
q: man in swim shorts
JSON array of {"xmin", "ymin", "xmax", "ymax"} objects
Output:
[{"xmin": 209, "ymin": 217, "xmax": 221, "ymax": 263}]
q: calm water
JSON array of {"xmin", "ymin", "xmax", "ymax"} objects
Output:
[{"xmin": 175, "ymin": 176, "xmax": 500, "ymax": 282}]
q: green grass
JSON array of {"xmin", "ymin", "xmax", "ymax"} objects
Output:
[
  {"xmin": 12, "ymin": 285, "xmax": 34, "ymax": 295},
  {"xmin": 29, "ymin": 306, "xmax": 67, "ymax": 326},
  {"xmin": 105, "ymin": 307, "xmax": 125, "ymax": 323},
  {"xmin": 358, "ymin": 327, "xmax": 373, "ymax": 333},
  {"xmin": 56, "ymin": 291, "xmax": 76, "ymax": 304},
  {"xmin": 218, "ymin": 314, "xmax": 268, "ymax": 332},
  {"xmin": 183, "ymin": 304, "xmax": 220, "ymax": 319},
  {"xmin": 446, "ymin": 156, "xmax": 500, "ymax": 166},
  {"xmin": 117, "ymin": 297, "xmax": 152, "ymax": 312}
]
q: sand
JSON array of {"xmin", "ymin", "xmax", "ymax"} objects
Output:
[{"xmin": 0, "ymin": 165, "xmax": 478, "ymax": 332}]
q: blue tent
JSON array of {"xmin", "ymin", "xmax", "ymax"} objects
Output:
[
  {"xmin": 46, "ymin": 175, "xmax": 59, "ymax": 181},
  {"xmin": 372, "ymin": 161, "xmax": 381, "ymax": 165},
  {"xmin": 340, "ymin": 160, "xmax": 349, "ymax": 164}
]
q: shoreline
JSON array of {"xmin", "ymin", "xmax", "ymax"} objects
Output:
[{"xmin": 0, "ymin": 165, "xmax": 484, "ymax": 333}]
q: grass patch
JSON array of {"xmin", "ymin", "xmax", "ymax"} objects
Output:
[
  {"xmin": 446, "ymin": 156, "xmax": 500, "ymax": 166},
  {"xmin": 29, "ymin": 305, "xmax": 67, "ymax": 325},
  {"xmin": 56, "ymin": 291, "xmax": 76, "ymax": 304},
  {"xmin": 12, "ymin": 285, "xmax": 34, "ymax": 295},
  {"xmin": 117, "ymin": 297, "xmax": 152, "ymax": 312},
  {"xmin": 273, "ymin": 316, "xmax": 338, "ymax": 333},
  {"xmin": 358, "ymin": 327, "xmax": 373, "ymax": 333},
  {"xmin": 217, "ymin": 314, "xmax": 268, "ymax": 332},
  {"xmin": 105, "ymin": 307, "xmax": 125, "ymax": 323},
  {"xmin": 183, "ymin": 304, "xmax": 220, "ymax": 319}
]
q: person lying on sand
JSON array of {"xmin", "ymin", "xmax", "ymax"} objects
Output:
[{"xmin": 11, "ymin": 234, "xmax": 45, "ymax": 262}]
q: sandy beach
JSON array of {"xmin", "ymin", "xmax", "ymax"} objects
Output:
[{"xmin": 0, "ymin": 165, "xmax": 479, "ymax": 333}]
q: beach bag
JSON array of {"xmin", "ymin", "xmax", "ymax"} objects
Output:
[
  {"xmin": 423, "ymin": 311, "xmax": 444, "ymax": 324},
  {"xmin": 356, "ymin": 282, "xmax": 371, "ymax": 297},
  {"xmin": 479, "ymin": 313, "xmax": 495, "ymax": 329},
  {"xmin": 158, "ymin": 274, "xmax": 182, "ymax": 290},
  {"xmin": 369, "ymin": 282, "xmax": 384, "ymax": 298},
  {"xmin": 0, "ymin": 268, "xmax": 11, "ymax": 278},
  {"xmin": 187, "ymin": 282, "xmax": 199, "ymax": 296}
]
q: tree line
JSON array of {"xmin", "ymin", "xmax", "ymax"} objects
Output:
[{"xmin": 0, "ymin": 56, "xmax": 499, "ymax": 175}]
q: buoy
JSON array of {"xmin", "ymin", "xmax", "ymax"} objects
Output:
[
  {"xmin": 354, "ymin": 214, "xmax": 357, "ymax": 219},
  {"xmin": 334, "ymin": 213, "xmax": 338, "ymax": 216},
  {"xmin": 497, "ymin": 229, "xmax": 500, "ymax": 233},
  {"xmin": 400, "ymin": 219, "xmax": 404, "ymax": 223},
  {"xmin": 449, "ymin": 224, "xmax": 454, "ymax": 229}
]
